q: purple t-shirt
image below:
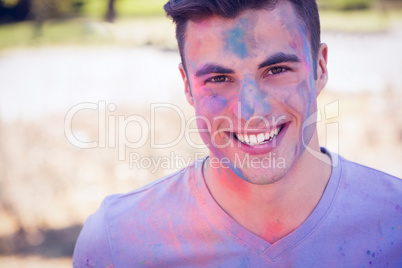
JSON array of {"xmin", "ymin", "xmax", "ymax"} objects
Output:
[{"xmin": 73, "ymin": 150, "xmax": 402, "ymax": 267}]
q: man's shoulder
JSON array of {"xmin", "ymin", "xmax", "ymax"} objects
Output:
[
  {"xmin": 73, "ymin": 159, "xmax": 206, "ymax": 266},
  {"xmin": 336, "ymin": 153, "xmax": 402, "ymax": 205},
  {"xmin": 101, "ymin": 159, "xmax": 204, "ymax": 220},
  {"xmin": 339, "ymin": 154, "xmax": 401, "ymax": 188}
]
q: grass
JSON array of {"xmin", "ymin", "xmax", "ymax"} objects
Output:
[
  {"xmin": 82, "ymin": 0, "xmax": 167, "ymax": 18},
  {"xmin": 0, "ymin": 16, "xmax": 179, "ymax": 51},
  {"xmin": 0, "ymin": 19, "xmax": 105, "ymax": 50},
  {"xmin": 116, "ymin": 0, "xmax": 167, "ymax": 17},
  {"xmin": 0, "ymin": 21, "xmax": 34, "ymax": 49},
  {"xmin": 317, "ymin": 0, "xmax": 373, "ymax": 10}
]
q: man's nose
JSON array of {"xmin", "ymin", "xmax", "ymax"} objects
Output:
[{"xmin": 234, "ymin": 78, "xmax": 271, "ymax": 121}]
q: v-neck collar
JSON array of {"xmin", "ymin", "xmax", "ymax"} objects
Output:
[{"xmin": 191, "ymin": 149, "xmax": 343, "ymax": 260}]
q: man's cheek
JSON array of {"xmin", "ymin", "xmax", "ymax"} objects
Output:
[
  {"xmin": 279, "ymin": 80, "xmax": 312, "ymax": 117},
  {"xmin": 294, "ymin": 80, "xmax": 317, "ymax": 146},
  {"xmin": 195, "ymin": 113, "xmax": 212, "ymax": 140},
  {"xmin": 197, "ymin": 92, "xmax": 230, "ymax": 114}
]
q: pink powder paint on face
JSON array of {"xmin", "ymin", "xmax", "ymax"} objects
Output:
[{"xmin": 289, "ymin": 41, "xmax": 298, "ymax": 51}]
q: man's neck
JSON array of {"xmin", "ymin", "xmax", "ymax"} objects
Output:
[{"xmin": 203, "ymin": 134, "xmax": 332, "ymax": 244}]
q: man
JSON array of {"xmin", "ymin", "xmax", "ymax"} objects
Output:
[{"xmin": 73, "ymin": 0, "xmax": 402, "ymax": 267}]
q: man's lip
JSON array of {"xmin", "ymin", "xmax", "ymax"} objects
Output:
[{"xmin": 230, "ymin": 122, "xmax": 288, "ymax": 135}]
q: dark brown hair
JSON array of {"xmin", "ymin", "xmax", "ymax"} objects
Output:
[{"xmin": 164, "ymin": 0, "xmax": 321, "ymax": 78}]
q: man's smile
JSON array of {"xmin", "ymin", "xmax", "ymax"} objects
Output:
[{"xmin": 233, "ymin": 124, "xmax": 285, "ymax": 146}]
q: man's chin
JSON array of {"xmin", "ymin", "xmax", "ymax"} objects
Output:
[
  {"xmin": 226, "ymin": 153, "xmax": 289, "ymax": 184},
  {"xmin": 238, "ymin": 170, "xmax": 288, "ymax": 185}
]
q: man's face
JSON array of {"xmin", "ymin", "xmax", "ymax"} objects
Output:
[{"xmin": 180, "ymin": 1, "xmax": 327, "ymax": 184}]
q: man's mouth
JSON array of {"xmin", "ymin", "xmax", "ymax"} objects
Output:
[{"xmin": 234, "ymin": 124, "xmax": 284, "ymax": 146}]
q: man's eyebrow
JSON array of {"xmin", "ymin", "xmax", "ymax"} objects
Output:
[
  {"xmin": 195, "ymin": 64, "xmax": 235, "ymax": 77},
  {"xmin": 258, "ymin": 53, "xmax": 301, "ymax": 69}
]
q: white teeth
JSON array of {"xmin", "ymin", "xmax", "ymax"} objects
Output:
[
  {"xmin": 250, "ymin": 135, "xmax": 257, "ymax": 145},
  {"xmin": 244, "ymin": 135, "xmax": 250, "ymax": 144},
  {"xmin": 257, "ymin": 133, "xmax": 265, "ymax": 143},
  {"xmin": 235, "ymin": 126, "xmax": 281, "ymax": 146},
  {"xmin": 237, "ymin": 134, "xmax": 244, "ymax": 143}
]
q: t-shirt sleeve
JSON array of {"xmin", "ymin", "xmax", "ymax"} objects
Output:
[{"xmin": 73, "ymin": 201, "xmax": 114, "ymax": 268}]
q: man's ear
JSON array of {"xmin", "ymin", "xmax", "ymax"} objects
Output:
[
  {"xmin": 179, "ymin": 63, "xmax": 194, "ymax": 106},
  {"xmin": 315, "ymin": 43, "xmax": 328, "ymax": 96}
]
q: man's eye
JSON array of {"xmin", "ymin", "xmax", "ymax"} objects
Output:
[
  {"xmin": 266, "ymin": 67, "xmax": 288, "ymax": 75},
  {"xmin": 206, "ymin": 75, "xmax": 230, "ymax": 83}
]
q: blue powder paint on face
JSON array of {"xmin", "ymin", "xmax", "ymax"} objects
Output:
[
  {"xmin": 239, "ymin": 77, "xmax": 271, "ymax": 120},
  {"xmin": 219, "ymin": 97, "xmax": 228, "ymax": 107},
  {"xmin": 207, "ymin": 93, "xmax": 228, "ymax": 112},
  {"xmin": 225, "ymin": 27, "xmax": 248, "ymax": 59},
  {"xmin": 298, "ymin": 80, "xmax": 316, "ymax": 147},
  {"xmin": 295, "ymin": 23, "xmax": 317, "ymax": 120}
]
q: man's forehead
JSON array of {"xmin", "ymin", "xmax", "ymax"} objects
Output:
[
  {"xmin": 183, "ymin": 4, "xmax": 309, "ymax": 68},
  {"xmin": 187, "ymin": 9, "xmax": 274, "ymax": 34},
  {"xmin": 184, "ymin": 3, "xmax": 307, "ymax": 50},
  {"xmin": 185, "ymin": 1, "xmax": 300, "ymax": 33}
]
